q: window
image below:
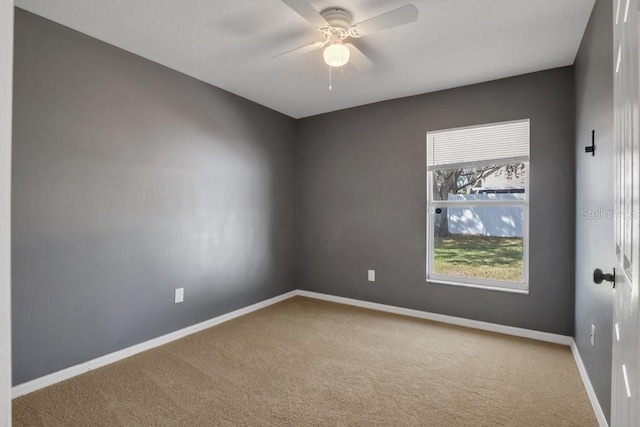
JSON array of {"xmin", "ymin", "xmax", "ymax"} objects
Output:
[{"xmin": 426, "ymin": 119, "xmax": 530, "ymax": 293}]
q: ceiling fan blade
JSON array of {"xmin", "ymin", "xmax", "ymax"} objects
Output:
[
  {"xmin": 281, "ymin": 0, "xmax": 328, "ymax": 28},
  {"xmin": 272, "ymin": 40, "xmax": 326, "ymax": 59},
  {"xmin": 350, "ymin": 4, "xmax": 419, "ymax": 37},
  {"xmin": 345, "ymin": 43, "xmax": 374, "ymax": 71}
]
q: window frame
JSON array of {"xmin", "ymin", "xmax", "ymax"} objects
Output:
[{"xmin": 425, "ymin": 119, "xmax": 530, "ymax": 294}]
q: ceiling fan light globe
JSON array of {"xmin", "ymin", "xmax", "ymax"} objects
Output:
[{"xmin": 323, "ymin": 43, "xmax": 350, "ymax": 67}]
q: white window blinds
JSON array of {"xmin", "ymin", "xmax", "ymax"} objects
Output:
[{"xmin": 427, "ymin": 119, "xmax": 530, "ymax": 170}]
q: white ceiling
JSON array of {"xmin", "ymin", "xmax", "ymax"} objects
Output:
[{"xmin": 16, "ymin": 0, "xmax": 595, "ymax": 119}]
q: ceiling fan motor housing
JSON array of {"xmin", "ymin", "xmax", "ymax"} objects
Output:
[{"xmin": 321, "ymin": 8, "xmax": 352, "ymax": 40}]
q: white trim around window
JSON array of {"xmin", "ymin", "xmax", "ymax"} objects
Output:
[{"xmin": 425, "ymin": 119, "xmax": 530, "ymax": 293}]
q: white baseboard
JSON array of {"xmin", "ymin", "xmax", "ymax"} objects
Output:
[
  {"xmin": 12, "ymin": 290, "xmax": 298, "ymax": 398},
  {"xmin": 570, "ymin": 340, "xmax": 609, "ymax": 427},
  {"xmin": 296, "ymin": 290, "xmax": 573, "ymax": 345}
]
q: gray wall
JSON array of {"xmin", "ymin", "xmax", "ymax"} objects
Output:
[
  {"xmin": 295, "ymin": 67, "xmax": 576, "ymax": 335},
  {"xmin": 12, "ymin": 9, "xmax": 296, "ymax": 385},
  {"xmin": 574, "ymin": 0, "xmax": 614, "ymax": 422}
]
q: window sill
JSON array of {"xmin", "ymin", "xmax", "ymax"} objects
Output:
[{"xmin": 426, "ymin": 278, "xmax": 529, "ymax": 295}]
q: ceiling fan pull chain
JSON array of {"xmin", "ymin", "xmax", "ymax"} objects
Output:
[{"xmin": 329, "ymin": 65, "xmax": 332, "ymax": 90}]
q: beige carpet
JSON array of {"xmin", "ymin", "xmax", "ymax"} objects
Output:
[{"xmin": 13, "ymin": 297, "xmax": 597, "ymax": 426}]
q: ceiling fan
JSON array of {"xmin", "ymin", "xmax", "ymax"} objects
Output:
[{"xmin": 274, "ymin": 0, "xmax": 419, "ymax": 74}]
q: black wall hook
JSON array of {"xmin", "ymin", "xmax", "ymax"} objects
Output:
[{"xmin": 585, "ymin": 130, "xmax": 595, "ymax": 156}]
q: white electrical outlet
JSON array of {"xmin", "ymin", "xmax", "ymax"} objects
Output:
[
  {"xmin": 368, "ymin": 270, "xmax": 375, "ymax": 282},
  {"xmin": 590, "ymin": 324, "xmax": 595, "ymax": 346},
  {"xmin": 175, "ymin": 288, "xmax": 184, "ymax": 304}
]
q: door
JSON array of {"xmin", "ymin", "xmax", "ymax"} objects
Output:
[
  {"xmin": 612, "ymin": 0, "xmax": 640, "ymax": 425},
  {"xmin": 0, "ymin": 1, "xmax": 11, "ymax": 425}
]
